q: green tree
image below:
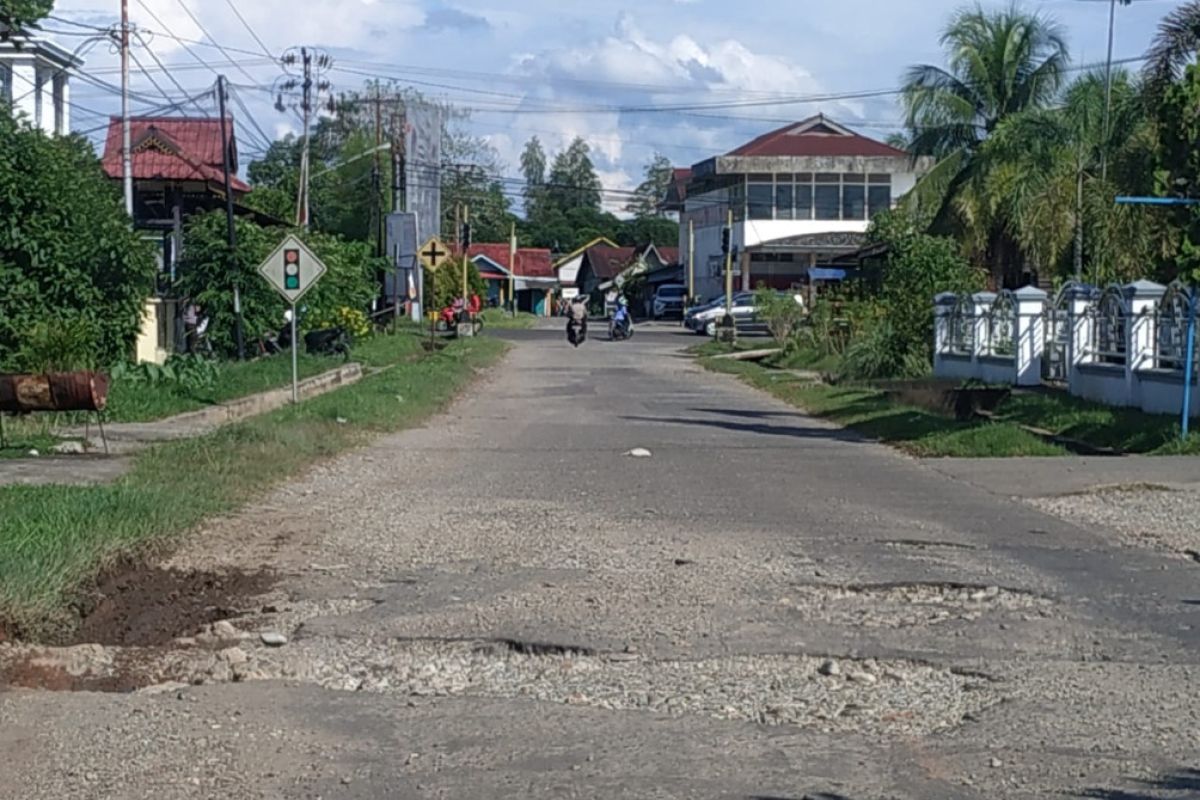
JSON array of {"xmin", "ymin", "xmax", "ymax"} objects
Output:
[
  {"xmin": 901, "ymin": 5, "xmax": 1069, "ymax": 285},
  {"xmin": 1144, "ymin": 0, "xmax": 1200, "ymax": 107},
  {"xmin": 520, "ymin": 135, "xmax": 547, "ymax": 218},
  {"xmin": 625, "ymin": 152, "xmax": 673, "ymax": 218},
  {"xmin": 0, "ymin": 0, "xmax": 52, "ymax": 29},
  {"xmin": 423, "ymin": 258, "xmax": 485, "ymax": 312},
  {"xmin": 177, "ymin": 212, "xmax": 383, "ymax": 355},
  {"xmin": 0, "ymin": 114, "xmax": 156, "ymax": 368},
  {"xmin": 546, "ymin": 137, "xmax": 602, "ymax": 213},
  {"xmin": 982, "ymin": 70, "xmax": 1158, "ymax": 284},
  {"xmin": 1154, "ymin": 62, "xmax": 1200, "ymax": 282}
]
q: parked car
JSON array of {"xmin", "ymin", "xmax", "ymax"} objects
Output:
[
  {"xmin": 685, "ymin": 291, "xmax": 804, "ymax": 337},
  {"xmin": 652, "ymin": 284, "xmax": 688, "ymax": 319}
]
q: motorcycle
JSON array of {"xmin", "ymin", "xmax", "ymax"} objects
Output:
[
  {"xmin": 609, "ymin": 313, "xmax": 634, "ymax": 341},
  {"xmin": 567, "ymin": 317, "xmax": 587, "ymax": 347}
]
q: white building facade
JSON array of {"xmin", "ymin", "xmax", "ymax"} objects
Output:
[
  {"xmin": 676, "ymin": 116, "xmax": 932, "ymax": 301},
  {"xmin": 0, "ymin": 28, "xmax": 81, "ymax": 135}
]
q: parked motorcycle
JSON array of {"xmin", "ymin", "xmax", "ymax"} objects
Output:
[{"xmin": 304, "ymin": 327, "xmax": 352, "ymax": 361}]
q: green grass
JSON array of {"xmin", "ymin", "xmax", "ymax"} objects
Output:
[
  {"xmin": 0, "ymin": 335, "xmax": 505, "ymax": 638},
  {"xmin": 478, "ymin": 309, "xmax": 538, "ymax": 329},
  {"xmin": 699, "ymin": 356, "xmax": 1200, "ymax": 457}
]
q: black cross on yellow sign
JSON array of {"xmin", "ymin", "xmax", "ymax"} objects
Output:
[{"xmin": 419, "ymin": 236, "xmax": 450, "ymax": 271}]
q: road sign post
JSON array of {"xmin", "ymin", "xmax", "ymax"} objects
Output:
[{"xmin": 258, "ymin": 235, "xmax": 328, "ymax": 403}]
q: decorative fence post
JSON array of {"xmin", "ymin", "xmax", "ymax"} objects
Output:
[
  {"xmin": 933, "ymin": 293, "xmax": 957, "ymax": 376},
  {"xmin": 1066, "ymin": 284, "xmax": 1098, "ymax": 385},
  {"xmin": 971, "ymin": 291, "xmax": 996, "ymax": 366},
  {"xmin": 1124, "ymin": 280, "xmax": 1165, "ymax": 385},
  {"xmin": 1013, "ymin": 286, "xmax": 1047, "ymax": 387}
]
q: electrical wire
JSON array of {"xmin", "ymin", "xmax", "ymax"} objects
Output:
[
  {"xmin": 170, "ymin": 0, "xmax": 259, "ymax": 84},
  {"xmin": 222, "ymin": 0, "xmax": 276, "ymax": 61},
  {"xmin": 133, "ymin": 31, "xmax": 214, "ymax": 115}
]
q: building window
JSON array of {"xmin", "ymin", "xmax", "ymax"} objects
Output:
[
  {"xmin": 868, "ymin": 186, "xmax": 891, "ymax": 219},
  {"xmin": 794, "ymin": 175, "xmax": 813, "ymax": 220},
  {"xmin": 748, "ymin": 180, "xmax": 773, "ymax": 220},
  {"xmin": 814, "ymin": 173, "xmax": 840, "ymax": 221},
  {"xmin": 842, "ymin": 181, "xmax": 866, "ymax": 220},
  {"xmin": 729, "ymin": 181, "xmax": 745, "ymax": 222},
  {"xmin": 775, "ymin": 182, "xmax": 793, "ymax": 220}
]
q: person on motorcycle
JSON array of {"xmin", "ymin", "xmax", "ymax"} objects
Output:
[
  {"xmin": 567, "ymin": 294, "xmax": 588, "ymax": 347},
  {"xmin": 611, "ymin": 296, "xmax": 632, "ymax": 339}
]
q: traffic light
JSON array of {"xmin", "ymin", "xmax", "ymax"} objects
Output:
[
  {"xmin": 284, "ymin": 248, "xmax": 301, "ymax": 290},
  {"xmin": 721, "ymin": 226, "xmax": 731, "ymax": 254},
  {"xmin": 461, "ymin": 222, "xmax": 472, "ymax": 249}
]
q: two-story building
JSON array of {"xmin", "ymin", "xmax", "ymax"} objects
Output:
[
  {"xmin": 673, "ymin": 114, "xmax": 932, "ymax": 301},
  {"xmin": 0, "ymin": 24, "xmax": 80, "ymax": 135}
]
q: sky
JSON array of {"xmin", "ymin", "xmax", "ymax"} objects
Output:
[{"xmin": 45, "ymin": 0, "xmax": 1189, "ymax": 211}]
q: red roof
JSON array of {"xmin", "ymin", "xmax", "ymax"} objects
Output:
[
  {"xmin": 727, "ymin": 115, "xmax": 907, "ymax": 159},
  {"xmin": 467, "ymin": 244, "xmax": 555, "ymax": 279},
  {"xmin": 656, "ymin": 246, "xmax": 680, "ymax": 265},
  {"xmin": 101, "ymin": 116, "xmax": 251, "ymax": 193}
]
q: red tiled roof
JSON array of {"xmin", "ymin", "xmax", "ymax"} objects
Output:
[
  {"xmin": 727, "ymin": 115, "xmax": 907, "ymax": 159},
  {"xmin": 656, "ymin": 246, "xmax": 680, "ymax": 265},
  {"xmin": 100, "ymin": 116, "xmax": 251, "ymax": 192},
  {"xmin": 585, "ymin": 244, "xmax": 637, "ymax": 280},
  {"xmin": 467, "ymin": 244, "xmax": 555, "ymax": 279}
]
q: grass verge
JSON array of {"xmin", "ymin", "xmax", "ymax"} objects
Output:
[
  {"xmin": 700, "ymin": 356, "xmax": 1200, "ymax": 457},
  {"xmin": 479, "ymin": 309, "xmax": 538, "ymax": 329},
  {"xmin": 0, "ymin": 335, "xmax": 505, "ymax": 639}
]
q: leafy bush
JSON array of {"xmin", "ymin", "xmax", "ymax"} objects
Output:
[
  {"xmin": 838, "ymin": 318, "xmax": 932, "ymax": 381},
  {"xmin": 313, "ymin": 306, "xmax": 370, "ymax": 339},
  {"xmin": 14, "ymin": 318, "xmax": 98, "ymax": 372},
  {"xmin": 0, "ymin": 113, "xmax": 156, "ymax": 369},
  {"xmin": 177, "ymin": 212, "xmax": 383, "ymax": 355},
  {"xmin": 110, "ymin": 353, "xmax": 221, "ymax": 393},
  {"xmin": 753, "ymin": 284, "xmax": 806, "ymax": 343},
  {"xmin": 423, "ymin": 258, "xmax": 486, "ymax": 312}
]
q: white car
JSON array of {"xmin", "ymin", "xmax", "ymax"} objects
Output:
[{"xmin": 686, "ymin": 291, "xmax": 804, "ymax": 336}]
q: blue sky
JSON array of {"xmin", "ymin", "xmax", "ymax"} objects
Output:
[{"xmin": 50, "ymin": 0, "xmax": 1186, "ymax": 209}]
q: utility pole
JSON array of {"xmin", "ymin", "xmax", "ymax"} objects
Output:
[
  {"xmin": 687, "ymin": 218, "xmax": 695, "ymax": 304},
  {"xmin": 120, "ymin": 0, "xmax": 133, "ymax": 217},
  {"xmin": 721, "ymin": 209, "xmax": 736, "ymax": 343},
  {"xmin": 509, "ymin": 222, "xmax": 517, "ymax": 317},
  {"xmin": 217, "ymin": 76, "xmax": 245, "ymax": 360},
  {"xmin": 460, "ymin": 204, "xmax": 471, "ymax": 301},
  {"xmin": 1101, "ymin": 0, "xmax": 1132, "ymax": 184},
  {"xmin": 297, "ymin": 47, "xmax": 312, "ymax": 229},
  {"xmin": 372, "ymin": 89, "xmax": 383, "ymax": 257}
]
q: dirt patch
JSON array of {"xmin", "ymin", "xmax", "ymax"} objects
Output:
[{"xmin": 63, "ymin": 562, "xmax": 275, "ymax": 648}]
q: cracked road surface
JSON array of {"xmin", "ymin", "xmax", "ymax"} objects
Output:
[{"xmin": 3, "ymin": 326, "xmax": 1200, "ymax": 799}]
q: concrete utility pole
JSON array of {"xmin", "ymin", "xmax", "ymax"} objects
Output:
[
  {"xmin": 276, "ymin": 47, "xmax": 332, "ymax": 230},
  {"xmin": 724, "ymin": 210, "xmax": 734, "ymax": 320},
  {"xmin": 509, "ymin": 222, "xmax": 517, "ymax": 316},
  {"xmin": 1100, "ymin": 0, "xmax": 1131, "ymax": 184},
  {"xmin": 297, "ymin": 47, "xmax": 312, "ymax": 229},
  {"xmin": 372, "ymin": 89, "xmax": 383, "ymax": 257},
  {"xmin": 687, "ymin": 218, "xmax": 695, "ymax": 304},
  {"xmin": 120, "ymin": 0, "xmax": 133, "ymax": 217},
  {"xmin": 460, "ymin": 204, "xmax": 471, "ymax": 301},
  {"xmin": 217, "ymin": 75, "xmax": 245, "ymax": 360}
]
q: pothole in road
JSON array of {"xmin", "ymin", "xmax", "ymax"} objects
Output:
[
  {"xmin": 784, "ymin": 582, "xmax": 1054, "ymax": 628},
  {"xmin": 168, "ymin": 639, "xmax": 1001, "ymax": 737}
]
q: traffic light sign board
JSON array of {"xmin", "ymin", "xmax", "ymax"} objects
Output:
[{"xmin": 258, "ymin": 235, "xmax": 327, "ymax": 304}]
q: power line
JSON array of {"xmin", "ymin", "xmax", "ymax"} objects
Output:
[
  {"xmin": 132, "ymin": 0, "xmax": 220, "ymax": 80},
  {"xmin": 170, "ymin": 0, "xmax": 259, "ymax": 85},
  {"xmin": 222, "ymin": 0, "xmax": 275, "ymax": 61}
]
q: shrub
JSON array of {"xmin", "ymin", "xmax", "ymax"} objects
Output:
[
  {"xmin": 839, "ymin": 318, "xmax": 932, "ymax": 381},
  {"xmin": 110, "ymin": 353, "xmax": 221, "ymax": 393},
  {"xmin": 753, "ymin": 284, "xmax": 807, "ymax": 343},
  {"xmin": 13, "ymin": 318, "xmax": 98, "ymax": 372},
  {"xmin": 0, "ymin": 114, "xmax": 156, "ymax": 369},
  {"xmin": 178, "ymin": 213, "xmax": 383, "ymax": 354},
  {"xmin": 423, "ymin": 258, "xmax": 486, "ymax": 312}
]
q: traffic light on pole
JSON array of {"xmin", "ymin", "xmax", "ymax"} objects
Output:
[
  {"xmin": 721, "ymin": 226, "xmax": 731, "ymax": 254},
  {"xmin": 461, "ymin": 222, "xmax": 472, "ymax": 250}
]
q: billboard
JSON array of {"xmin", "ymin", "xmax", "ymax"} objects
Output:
[{"xmin": 404, "ymin": 102, "xmax": 443, "ymax": 245}]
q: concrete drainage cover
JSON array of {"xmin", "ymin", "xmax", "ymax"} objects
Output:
[
  {"xmin": 180, "ymin": 639, "xmax": 1002, "ymax": 736},
  {"xmin": 785, "ymin": 582, "xmax": 1053, "ymax": 628}
]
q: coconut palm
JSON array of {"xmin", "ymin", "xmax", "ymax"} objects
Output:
[
  {"xmin": 981, "ymin": 70, "xmax": 1157, "ymax": 284},
  {"xmin": 900, "ymin": 4, "xmax": 1070, "ymax": 285},
  {"xmin": 1145, "ymin": 0, "xmax": 1200, "ymax": 105}
]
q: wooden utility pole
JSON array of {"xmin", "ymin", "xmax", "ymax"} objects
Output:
[
  {"xmin": 372, "ymin": 89, "xmax": 383, "ymax": 257},
  {"xmin": 460, "ymin": 204, "xmax": 470, "ymax": 300},
  {"xmin": 217, "ymin": 75, "xmax": 245, "ymax": 360}
]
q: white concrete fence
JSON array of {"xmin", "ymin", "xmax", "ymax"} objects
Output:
[{"xmin": 933, "ymin": 280, "xmax": 1199, "ymax": 418}]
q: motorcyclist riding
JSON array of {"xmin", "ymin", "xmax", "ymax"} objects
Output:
[
  {"xmin": 611, "ymin": 295, "xmax": 632, "ymax": 340},
  {"xmin": 567, "ymin": 294, "xmax": 588, "ymax": 347}
]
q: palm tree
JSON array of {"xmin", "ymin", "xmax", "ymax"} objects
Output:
[
  {"xmin": 900, "ymin": 4, "xmax": 1069, "ymax": 286},
  {"xmin": 981, "ymin": 70, "xmax": 1157, "ymax": 284},
  {"xmin": 1144, "ymin": 0, "xmax": 1200, "ymax": 106}
]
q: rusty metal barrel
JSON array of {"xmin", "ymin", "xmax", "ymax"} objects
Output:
[{"xmin": 0, "ymin": 371, "xmax": 110, "ymax": 413}]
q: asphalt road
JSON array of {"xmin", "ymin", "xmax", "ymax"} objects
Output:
[{"xmin": 2, "ymin": 324, "xmax": 1199, "ymax": 800}]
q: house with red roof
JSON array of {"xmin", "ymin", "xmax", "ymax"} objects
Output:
[
  {"xmin": 464, "ymin": 243, "xmax": 557, "ymax": 315},
  {"xmin": 678, "ymin": 114, "xmax": 933, "ymax": 301},
  {"xmin": 99, "ymin": 115, "xmax": 275, "ymax": 363}
]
